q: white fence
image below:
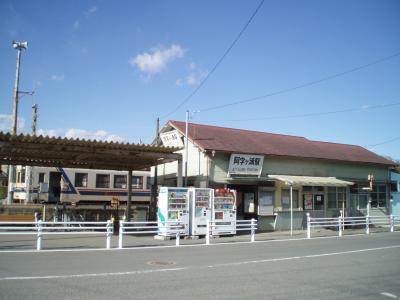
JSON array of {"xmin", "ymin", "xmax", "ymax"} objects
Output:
[
  {"xmin": 306, "ymin": 212, "xmax": 400, "ymax": 239},
  {"xmin": 206, "ymin": 219, "xmax": 257, "ymax": 245},
  {"xmin": 0, "ymin": 220, "xmax": 113, "ymax": 250},
  {"xmin": 118, "ymin": 221, "xmax": 185, "ymax": 248}
]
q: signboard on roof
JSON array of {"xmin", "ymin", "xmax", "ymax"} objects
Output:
[
  {"xmin": 228, "ymin": 153, "xmax": 264, "ymax": 176},
  {"xmin": 160, "ymin": 130, "xmax": 184, "ymax": 148}
]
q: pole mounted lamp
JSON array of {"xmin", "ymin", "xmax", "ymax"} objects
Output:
[{"xmin": 7, "ymin": 40, "xmax": 28, "ymax": 205}]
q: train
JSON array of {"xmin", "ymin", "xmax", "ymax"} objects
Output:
[{"xmin": 12, "ymin": 166, "xmax": 151, "ymax": 206}]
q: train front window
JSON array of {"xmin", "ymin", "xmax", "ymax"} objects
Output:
[
  {"xmin": 75, "ymin": 173, "xmax": 88, "ymax": 187},
  {"xmin": 96, "ymin": 174, "xmax": 110, "ymax": 188},
  {"xmin": 131, "ymin": 176, "xmax": 143, "ymax": 189},
  {"xmin": 114, "ymin": 175, "xmax": 127, "ymax": 188}
]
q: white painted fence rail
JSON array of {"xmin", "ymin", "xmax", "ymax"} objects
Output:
[
  {"xmin": 0, "ymin": 220, "xmax": 113, "ymax": 250},
  {"xmin": 118, "ymin": 221, "xmax": 185, "ymax": 249},
  {"xmin": 206, "ymin": 219, "xmax": 257, "ymax": 245},
  {"xmin": 306, "ymin": 212, "xmax": 400, "ymax": 239}
]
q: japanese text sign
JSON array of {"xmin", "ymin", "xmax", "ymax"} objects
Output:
[
  {"xmin": 160, "ymin": 130, "xmax": 184, "ymax": 148},
  {"xmin": 228, "ymin": 153, "xmax": 264, "ymax": 176}
]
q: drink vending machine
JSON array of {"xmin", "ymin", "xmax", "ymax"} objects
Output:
[
  {"xmin": 188, "ymin": 188, "xmax": 212, "ymax": 236},
  {"xmin": 212, "ymin": 188, "xmax": 237, "ymax": 235},
  {"xmin": 157, "ymin": 187, "xmax": 189, "ymax": 236}
]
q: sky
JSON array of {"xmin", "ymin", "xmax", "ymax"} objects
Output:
[{"xmin": 0, "ymin": 0, "xmax": 399, "ymax": 160}]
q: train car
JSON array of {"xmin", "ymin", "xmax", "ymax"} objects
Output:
[{"xmin": 12, "ymin": 166, "xmax": 151, "ymax": 206}]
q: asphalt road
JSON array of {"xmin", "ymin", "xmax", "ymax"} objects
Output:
[{"xmin": 0, "ymin": 233, "xmax": 399, "ymax": 299}]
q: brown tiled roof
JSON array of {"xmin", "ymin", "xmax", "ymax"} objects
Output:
[{"xmin": 170, "ymin": 121, "xmax": 395, "ymax": 166}]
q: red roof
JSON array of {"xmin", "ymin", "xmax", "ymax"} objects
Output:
[{"xmin": 170, "ymin": 121, "xmax": 394, "ymax": 166}]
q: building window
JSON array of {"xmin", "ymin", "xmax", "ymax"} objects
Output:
[
  {"xmin": 371, "ymin": 184, "xmax": 387, "ymax": 208},
  {"xmin": 131, "ymin": 176, "xmax": 143, "ymax": 189},
  {"xmin": 75, "ymin": 173, "xmax": 88, "ymax": 187},
  {"xmin": 328, "ymin": 187, "xmax": 347, "ymax": 209},
  {"xmin": 114, "ymin": 175, "xmax": 127, "ymax": 188},
  {"xmin": 146, "ymin": 176, "xmax": 151, "ymax": 190},
  {"xmin": 96, "ymin": 174, "xmax": 110, "ymax": 188},
  {"xmin": 282, "ymin": 189, "xmax": 299, "ymax": 209},
  {"xmin": 38, "ymin": 173, "xmax": 45, "ymax": 184},
  {"xmin": 350, "ymin": 183, "xmax": 387, "ymax": 209}
]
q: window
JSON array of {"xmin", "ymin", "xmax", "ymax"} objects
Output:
[
  {"xmin": 20, "ymin": 168, "xmax": 26, "ymax": 183},
  {"xmin": 114, "ymin": 175, "xmax": 127, "ymax": 188},
  {"xmin": 38, "ymin": 173, "xmax": 45, "ymax": 184},
  {"xmin": 328, "ymin": 187, "xmax": 346, "ymax": 209},
  {"xmin": 371, "ymin": 184, "xmax": 387, "ymax": 208},
  {"xmin": 131, "ymin": 176, "xmax": 143, "ymax": 189},
  {"xmin": 350, "ymin": 182, "xmax": 387, "ymax": 209},
  {"xmin": 96, "ymin": 174, "xmax": 110, "ymax": 188},
  {"xmin": 75, "ymin": 173, "xmax": 88, "ymax": 187},
  {"xmin": 282, "ymin": 189, "xmax": 299, "ymax": 209},
  {"xmin": 146, "ymin": 176, "xmax": 151, "ymax": 190}
]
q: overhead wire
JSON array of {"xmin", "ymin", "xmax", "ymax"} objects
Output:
[
  {"xmin": 159, "ymin": 0, "xmax": 265, "ymax": 120},
  {"xmin": 366, "ymin": 136, "xmax": 400, "ymax": 147},
  {"xmin": 197, "ymin": 51, "xmax": 400, "ymax": 113},
  {"xmin": 196, "ymin": 102, "xmax": 400, "ymax": 123}
]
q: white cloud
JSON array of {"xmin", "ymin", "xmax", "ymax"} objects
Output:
[
  {"xmin": 37, "ymin": 128, "xmax": 124, "ymax": 143},
  {"xmin": 84, "ymin": 6, "xmax": 98, "ymax": 18},
  {"xmin": 50, "ymin": 74, "xmax": 65, "ymax": 81},
  {"xmin": 129, "ymin": 44, "xmax": 185, "ymax": 75},
  {"xmin": 175, "ymin": 78, "xmax": 183, "ymax": 86},
  {"xmin": 0, "ymin": 114, "xmax": 25, "ymax": 132},
  {"xmin": 73, "ymin": 20, "xmax": 80, "ymax": 30},
  {"xmin": 176, "ymin": 63, "xmax": 208, "ymax": 86}
]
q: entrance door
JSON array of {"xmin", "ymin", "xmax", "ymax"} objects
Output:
[{"xmin": 48, "ymin": 172, "xmax": 61, "ymax": 203}]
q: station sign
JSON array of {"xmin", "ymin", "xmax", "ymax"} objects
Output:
[
  {"xmin": 160, "ymin": 130, "xmax": 184, "ymax": 148},
  {"xmin": 228, "ymin": 153, "xmax": 264, "ymax": 176}
]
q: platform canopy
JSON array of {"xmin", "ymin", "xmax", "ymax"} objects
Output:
[
  {"xmin": 268, "ymin": 174, "xmax": 354, "ymax": 186},
  {"xmin": 0, "ymin": 132, "xmax": 181, "ymax": 171}
]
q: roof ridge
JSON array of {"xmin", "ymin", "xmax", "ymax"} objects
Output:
[{"xmin": 170, "ymin": 120, "xmax": 307, "ymax": 140}]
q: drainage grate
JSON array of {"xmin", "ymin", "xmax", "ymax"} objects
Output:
[{"xmin": 147, "ymin": 261, "xmax": 176, "ymax": 267}]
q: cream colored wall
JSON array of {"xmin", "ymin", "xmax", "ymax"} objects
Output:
[{"xmin": 151, "ymin": 137, "xmax": 209, "ymax": 186}]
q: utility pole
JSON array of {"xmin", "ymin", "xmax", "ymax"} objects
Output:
[
  {"xmin": 184, "ymin": 110, "xmax": 189, "ymax": 187},
  {"xmin": 7, "ymin": 41, "xmax": 28, "ymax": 205},
  {"xmin": 25, "ymin": 104, "xmax": 38, "ymax": 204},
  {"xmin": 150, "ymin": 118, "xmax": 160, "ymax": 221}
]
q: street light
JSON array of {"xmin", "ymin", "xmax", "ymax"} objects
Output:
[{"xmin": 7, "ymin": 40, "xmax": 28, "ymax": 205}]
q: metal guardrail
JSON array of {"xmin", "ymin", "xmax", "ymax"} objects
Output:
[
  {"xmin": 118, "ymin": 221, "xmax": 185, "ymax": 248},
  {"xmin": 306, "ymin": 212, "xmax": 400, "ymax": 239},
  {"xmin": 0, "ymin": 220, "xmax": 113, "ymax": 250},
  {"xmin": 206, "ymin": 219, "xmax": 257, "ymax": 245}
]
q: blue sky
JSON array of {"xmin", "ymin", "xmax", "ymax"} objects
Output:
[{"xmin": 0, "ymin": 0, "xmax": 399, "ymax": 160}]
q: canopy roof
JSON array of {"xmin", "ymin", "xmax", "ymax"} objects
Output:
[
  {"xmin": 0, "ymin": 132, "xmax": 181, "ymax": 171},
  {"xmin": 268, "ymin": 174, "xmax": 354, "ymax": 186}
]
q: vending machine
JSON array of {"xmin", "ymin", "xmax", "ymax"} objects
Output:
[
  {"xmin": 188, "ymin": 188, "xmax": 212, "ymax": 236},
  {"xmin": 212, "ymin": 188, "xmax": 237, "ymax": 235},
  {"xmin": 157, "ymin": 187, "xmax": 189, "ymax": 236}
]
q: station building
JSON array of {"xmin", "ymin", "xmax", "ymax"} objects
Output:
[{"xmin": 153, "ymin": 121, "xmax": 397, "ymax": 231}]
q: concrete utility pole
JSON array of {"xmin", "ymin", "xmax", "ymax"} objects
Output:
[
  {"xmin": 7, "ymin": 41, "xmax": 28, "ymax": 205},
  {"xmin": 25, "ymin": 104, "xmax": 38, "ymax": 204},
  {"xmin": 184, "ymin": 110, "xmax": 189, "ymax": 187},
  {"xmin": 149, "ymin": 118, "xmax": 160, "ymax": 221}
]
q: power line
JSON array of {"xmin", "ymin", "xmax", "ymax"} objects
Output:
[
  {"xmin": 197, "ymin": 102, "xmax": 400, "ymax": 123},
  {"xmin": 197, "ymin": 51, "xmax": 400, "ymax": 113},
  {"xmin": 160, "ymin": 0, "xmax": 265, "ymax": 119},
  {"xmin": 367, "ymin": 136, "xmax": 400, "ymax": 147}
]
